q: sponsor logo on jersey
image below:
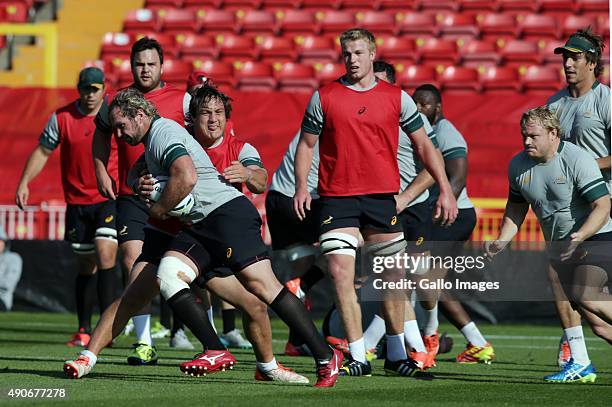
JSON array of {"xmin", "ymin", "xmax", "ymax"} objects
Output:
[
  {"xmin": 554, "ymin": 176, "xmax": 566, "ymax": 184},
  {"xmin": 584, "ymin": 111, "xmax": 592, "ymax": 118}
]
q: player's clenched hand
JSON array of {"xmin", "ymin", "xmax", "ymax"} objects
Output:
[
  {"xmin": 137, "ymin": 173, "xmax": 155, "ymax": 202},
  {"xmin": 97, "ymin": 172, "xmax": 117, "ymax": 200},
  {"xmin": 293, "ymin": 186, "xmax": 311, "ymax": 221},
  {"xmin": 223, "ymin": 161, "xmax": 251, "ymax": 184},
  {"xmin": 15, "ymin": 183, "xmax": 29, "ymax": 210},
  {"xmin": 483, "ymin": 240, "xmax": 504, "ymax": 261},
  {"xmin": 559, "ymin": 232, "xmax": 586, "ymax": 262},
  {"xmin": 394, "ymin": 194, "xmax": 408, "ymax": 214},
  {"xmin": 433, "ymin": 189, "xmax": 458, "ymax": 227}
]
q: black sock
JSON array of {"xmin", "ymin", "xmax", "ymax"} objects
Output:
[
  {"xmin": 288, "ymin": 328, "xmax": 306, "ymax": 346},
  {"xmin": 96, "ymin": 267, "xmax": 117, "ymax": 313},
  {"xmin": 270, "ymin": 287, "xmax": 332, "ymax": 361},
  {"xmin": 160, "ymin": 297, "xmax": 172, "ymax": 329},
  {"xmin": 321, "ymin": 304, "xmax": 336, "ymax": 338},
  {"xmin": 166, "ymin": 288, "xmax": 225, "ymax": 351},
  {"xmin": 301, "ymin": 264, "xmax": 325, "ymax": 293},
  {"xmin": 75, "ymin": 274, "xmax": 96, "ymax": 332},
  {"xmin": 222, "ymin": 309, "xmax": 236, "ymax": 334},
  {"xmin": 171, "ymin": 312, "xmax": 184, "ymax": 335}
]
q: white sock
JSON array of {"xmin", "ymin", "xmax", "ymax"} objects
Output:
[
  {"xmin": 256, "ymin": 357, "xmax": 278, "ymax": 373},
  {"xmin": 565, "ymin": 326, "xmax": 590, "ymax": 365},
  {"xmin": 348, "ymin": 337, "xmax": 367, "ymax": 363},
  {"xmin": 207, "ymin": 307, "xmax": 217, "ymax": 333},
  {"xmin": 80, "ymin": 350, "xmax": 98, "ymax": 367},
  {"xmin": 133, "ymin": 314, "xmax": 153, "ymax": 346},
  {"xmin": 386, "ymin": 333, "xmax": 407, "ymax": 362},
  {"xmin": 461, "ymin": 321, "xmax": 487, "ymax": 347},
  {"xmin": 422, "ymin": 304, "xmax": 439, "ymax": 336},
  {"xmin": 364, "ymin": 314, "xmax": 386, "ymax": 351},
  {"xmin": 403, "ymin": 320, "xmax": 426, "ymax": 353}
]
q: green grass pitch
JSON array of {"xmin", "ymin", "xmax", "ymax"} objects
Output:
[{"xmin": 0, "ymin": 312, "xmax": 610, "ymax": 406}]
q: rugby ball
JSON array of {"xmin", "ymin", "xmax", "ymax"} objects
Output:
[{"xmin": 149, "ymin": 175, "xmax": 195, "ymax": 217}]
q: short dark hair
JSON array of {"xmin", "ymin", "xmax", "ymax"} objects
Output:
[
  {"xmin": 130, "ymin": 37, "xmax": 164, "ymax": 66},
  {"xmin": 572, "ymin": 26, "xmax": 605, "ymax": 77},
  {"xmin": 373, "ymin": 60, "xmax": 396, "ymax": 84},
  {"xmin": 414, "ymin": 84, "xmax": 442, "ymax": 105},
  {"xmin": 189, "ymin": 84, "xmax": 233, "ymax": 121}
]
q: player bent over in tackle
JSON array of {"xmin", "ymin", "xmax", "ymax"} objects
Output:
[
  {"xmin": 486, "ymin": 107, "xmax": 612, "ymax": 384},
  {"xmin": 65, "ymin": 88, "xmax": 340, "ymax": 387}
]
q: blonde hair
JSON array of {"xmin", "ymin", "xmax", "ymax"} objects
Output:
[
  {"xmin": 520, "ymin": 106, "xmax": 563, "ymax": 138},
  {"xmin": 109, "ymin": 88, "xmax": 158, "ymax": 119},
  {"xmin": 340, "ymin": 28, "xmax": 376, "ymax": 53}
]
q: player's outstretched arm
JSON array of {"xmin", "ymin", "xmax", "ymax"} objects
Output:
[
  {"xmin": 149, "ymin": 155, "xmax": 196, "ymax": 219},
  {"xmin": 485, "ymin": 201, "xmax": 529, "ymax": 260},
  {"xmin": 293, "ymin": 131, "xmax": 317, "ymax": 220},
  {"xmin": 15, "ymin": 145, "xmax": 53, "ymax": 210},
  {"xmin": 92, "ymin": 128, "xmax": 116, "ymax": 200},
  {"xmin": 395, "ymin": 168, "xmax": 435, "ymax": 213}
]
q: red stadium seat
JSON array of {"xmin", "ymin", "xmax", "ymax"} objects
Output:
[
  {"xmin": 124, "ymin": 9, "xmax": 160, "ymax": 34},
  {"xmin": 238, "ymin": 10, "xmax": 277, "ymax": 35},
  {"xmin": 275, "ymin": 9, "xmax": 317, "ymax": 35},
  {"xmin": 576, "ymin": 0, "xmax": 609, "ymax": 14},
  {"xmin": 416, "ymin": 0, "xmax": 459, "ymax": 12},
  {"xmin": 376, "ymin": 36, "xmax": 416, "ymax": 61},
  {"xmin": 132, "ymin": 32, "xmax": 179, "ymax": 58},
  {"xmin": 176, "ymin": 33, "xmax": 218, "ymax": 59},
  {"xmin": 521, "ymin": 65, "xmax": 561, "ymax": 92},
  {"xmin": 161, "ymin": 59, "xmax": 193, "ymax": 86},
  {"xmin": 478, "ymin": 13, "xmax": 519, "ymax": 41},
  {"xmin": 100, "ymin": 32, "xmax": 133, "ymax": 60},
  {"xmin": 216, "ymin": 33, "xmax": 257, "ymax": 60},
  {"xmin": 497, "ymin": 0, "xmax": 539, "ymax": 13},
  {"xmin": 538, "ymin": 0, "xmax": 576, "ymax": 13},
  {"xmin": 274, "ymin": 62, "xmax": 319, "ymax": 92},
  {"xmin": 396, "ymin": 12, "xmax": 439, "ymax": 38},
  {"xmin": 539, "ymin": 39, "xmax": 564, "ymax": 65},
  {"xmin": 314, "ymin": 62, "xmax": 345, "ymax": 85},
  {"xmin": 479, "ymin": 66, "xmax": 521, "ymax": 92},
  {"xmin": 499, "ymin": 39, "xmax": 542, "ymax": 67},
  {"xmin": 223, "ymin": 0, "xmax": 263, "ymax": 10},
  {"xmin": 458, "ymin": 39, "xmax": 501, "ymax": 68},
  {"xmin": 261, "ymin": 0, "xmax": 301, "ymax": 9},
  {"xmin": 597, "ymin": 15, "xmax": 609, "ymax": 38},
  {"xmin": 159, "ymin": 9, "xmax": 198, "ymax": 35},
  {"xmin": 234, "ymin": 61, "xmax": 277, "ymax": 91},
  {"xmin": 458, "ymin": 0, "xmax": 499, "ymax": 12},
  {"xmin": 115, "ymin": 59, "xmax": 135, "ymax": 87},
  {"xmin": 397, "ymin": 65, "xmax": 437, "ymax": 90},
  {"xmin": 193, "ymin": 60, "xmax": 235, "ymax": 87},
  {"xmin": 195, "ymin": 9, "xmax": 237, "ymax": 33},
  {"xmin": 0, "ymin": 1, "xmax": 28, "ymax": 23},
  {"xmin": 295, "ymin": 35, "xmax": 339, "ymax": 63},
  {"xmin": 355, "ymin": 11, "xmax": 396, "ymax": 35},
  {"xmin": 256, "ymin": 34, "xmax": 297, "ymax": 61},
  {"xmin": 302, "ymin": 0, "xmax": 340, "ymax": 10},
  {"xmin": 340, "ymin": 0, "xmax": 382, "ymax": 10},
  {"xmin": 317, "ymin": 10, "xmax": 356, "ymax": 35},
  {"xmin": 416, "ymin": 38, "xmax": 459, "ymax": 66},
  {"xmin": 437, "ymin": 13, "xmax": 480, "ymax": 40},
  {"xmin": 437, "ymin": 66, "xmax": 481, "ymax": 93},
  {"xmin": 183, "ymin": 0, "xmax": 222, "ymax": 7},
  {"xmin": 146, "ymin": 0, "xmax": 184, "ymax": 7},
  {"xmin": 519, "ymin": 14, "xmax": 560, "ymax": 40},
  {"xmin": 561, "ymin": 15, "xmax": 597, "ymax": 38},
  {"xmin": 378, "ymin": 0, "xmax": 415, "ymax": 11}
]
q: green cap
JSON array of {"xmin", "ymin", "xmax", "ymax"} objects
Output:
[
  {"xmin": 78, "ymin": 67, "xmax": 105, "ymax": 89},
  {"xmin": 554, "ymin": 35, "xmax": 598, "ymax": 55}
]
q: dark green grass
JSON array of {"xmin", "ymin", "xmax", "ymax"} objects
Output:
[{"xmin": 0, "ymin": 312, "xmax": 610, "ymax": 406}]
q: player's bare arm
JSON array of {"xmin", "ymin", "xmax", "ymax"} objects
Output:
[
  {"xmin": 222, "ymin": 161, "xmax": 267, "ymax": 193},
  {"xmin": 92, "ymin": 127, "xmax": 116, "ymax": 200},
  {"xmin": 485, "ymin": 200, "xmax": 529, "ymax": 260},
  {"xmin": 596, "ymin": 156, "xmax": 611, "ymax": 170},
  {"xmin": 149, "ymin": 155, "xmax": 197, "ymax": 219},
  {"xmin": 560, "ymin": 196, "xmax": 611, "ymax": 261},
  {"xmin": 293, "ymin": 130, "xmax": 317, "ymax": 220},
  {"xmin": 394, "ymin": 168, "xmax": 435, "ymax": 214},
  {"xmin": 15, "ymin": 145, "xmax": 53, "ymax": 210},
  {"xmin": 408, "ymin": 126, "xmax": 458, "ymax": 226},
  {"xmin": 445, "ymin": 157, "xmax": 469, "ymax": 199}
]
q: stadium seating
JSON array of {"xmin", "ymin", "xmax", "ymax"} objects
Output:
[
  {"xmin": 194, "ymin": 59, "xmax": 235, "ymax": 87},
  {"xmin": 519, "ymin": 14, "xmax": 560, "ymax": 40},
  {"xmin": 196, "ymin": 9, "xmax": 237, "ymax": 33},
  {"xmin": 123, "ymin": 9, "xmax": 160, "ymax": 33},
  {"xmin": 160, "ymin": 59, "xmax": 193, "ymax": 86},
  {"xmin": 216, "ymin": 33, "xmax": 257, "ymax": 60},
  {"xmin": 275, "ymin": 9, "xmax": 317, "ymax": 35},
  {"xmin": 458, "ymin": 39, "xmax": 502, "ymax": 67},
  {"xmin": 317, "ymin": 10, "xmax": 355, "ymax": 35},
  {"xmin": 438, "ymin": 66, "xmax": 481, "ymax": 92},
  {"xmin": 235, "ymin": 61, "xmax": 277, "ymax": 91},
  {"xmin": 100, "ymin": 33, "xmax": 133, "ymax": 60},
  {"xmin": 576, "ymin": 0, "xmax": 609, "ymax": 14},
  {"xmin": 146, "ymin": 0, "xmax": 184, "ymax": 7},
  {"xmin": 561, "ymin": 15, "xmax": 597, "ymax": 38},
  {"xmin": 437, "ymin": 13, "xmax": 480, "ymax": 40},
  {"xmin": 314, "ymin": 62, "xmax": 344, "ymax": 85},
  {"xmin": 497, "ymin": 0, "xmax": 539, "ymax": 13},
  {"xmin": 499, "ymin": 39, "xmax": 542, "ymax": 67},
  {"xmin": 356, "ymin": 11, "xmax": 396, "ymax": 35},
  {"xmin": 0, "ymin": 1, "xmax": 29, "ymax": 22},
  {"xmin": 132, "ymin": 32, "xmax": 179, "ymax": 58},
  {"xmin": 261, "ymin": 0, "xmax": 301, "ymax": 9},
  {"xmin": 396, "ymin": 12, "xmax": 439, "ymax": 37},
  {"xmin": 274, "ymin": 62, "xmax": 319, "ymax": 92},
  {"xmin": 520, "ymin": 65, "xmax": 561, "ymax": 92},
  {"xmin": 458, "ymin": 0, "xmax": 499, "ymax": 12},
  {"xmin": 417, "ymin": 0, "xmax": 459, "ymax": 12},
  {"xmin": 295, "ymin": 35, "xmax": 339, "ymax": 63},
  {"xmin": 159, "ymin": 9, "xmax": 198, "ymax": 35},
  {"xmin": 177, "ymin": 33, "xmax": 218, "ymax": 59},
  {"xmin": 397, "ymin": 65, "xmax": 437, "ymax": 90},
  {"xmin": 239, "ymin": 9, "xmax": 277, "ymax": 34},
  {"xmin": 256, "ymin": 34, "xmax": 296, "ymax": 61},
  {"xmin": 538, "ymin": 0, "xmax": 576, "ymax": 14},
  {"xmin": 378, "ymin": 1, "xmax": 415, "ymax": 12},
  {"xmin": 416, "ymin": 38, "xmax": 459, "ymax": 66},
  {"xmin": 480, "ymin": 66, "xmax": 521, "ymax": 92},
  {"xmin": 223, "ymin": 0, "xmax": 263, "ymax": 10},
  {"xmin": 376, "ymin": 36, "xmax": 416, "ymax": 62},
  {"xmin": 478, "ymin": 13, "xmax": 519, "ymax": 41},
  {"xmin": 302, "ymin": 0, "xmax": 340, "ymax": 10}
]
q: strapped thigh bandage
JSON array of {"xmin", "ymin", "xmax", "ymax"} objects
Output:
[
  {"xmin": 320, "ymin": 232, "xmax": 359, "ymax": 258},
  {"xmin": 71, "ymin": 243, "xmax": 95, "ymax": 255},
  {"xmin": 157, "ymin": 256, "xmax": 197, "ymax": 299},
  {"xmin": 94, "ymin": 227, "xmax": 118, "ymax": 243}
]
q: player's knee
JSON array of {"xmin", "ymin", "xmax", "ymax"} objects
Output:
[
  {"xmin": 320, "ymin": 232, "xmax": 358, "ymax": 258},
  {"xmin": 157, "ymin": 256, "xmax": 196, "ymax": 299},
  {"xmin": 242, "ymin": 296, "xmax": 268, "ymax": 319}
]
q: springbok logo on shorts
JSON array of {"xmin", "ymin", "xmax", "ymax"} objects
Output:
[
  {"xmin": 390, "ymin": 216, "xmax": 397, "ymax": 226},
  {"xmin": 322, "ymin": 216, "xmax": 333, "ymax": 225},
  {"xmin": 104, "ymin": 215, "xmax": 114, "ymax": 223},
  {"xmin": 226, "ymin": 248, "xmax": 233, "ymax": 258},
  {"xmin": 416, "ymin": 236, "xmax": 424, "ymax": 246}
]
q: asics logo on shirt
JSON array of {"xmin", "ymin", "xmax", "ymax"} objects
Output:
[{"xmin": 358, "ymin": 106, "xmax": 367, "ymax": 115}]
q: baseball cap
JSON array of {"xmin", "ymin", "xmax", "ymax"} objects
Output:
[
  {"xmin": 187, "ymin": 71, "xmax": 210, "ymax": 88},
  {"xmin": 78, "ymin": 67, "xmax": 105, "ymax": 89},
  {"xmin": 554, "ymin": 35, "xmax": 598, "ymax": 55}
]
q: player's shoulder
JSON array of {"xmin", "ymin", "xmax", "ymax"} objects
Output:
[
  {"xmin": 560, "ymin": 140, "xmax": 592, "ymax": 161},
  {"xmin": 547, "ymin": 87, "xmax": 570, "ymax": 106},
  {"xmin": 508, "ymin": 150, "xmax": 530, "ymax": 173},
  {"xmin": 593, "ymin": 81, "xmax": 610, "ymax": 98},
  {"xmin": 55, "ymin": 100, "xmax": 79, "ymax": 116}
]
